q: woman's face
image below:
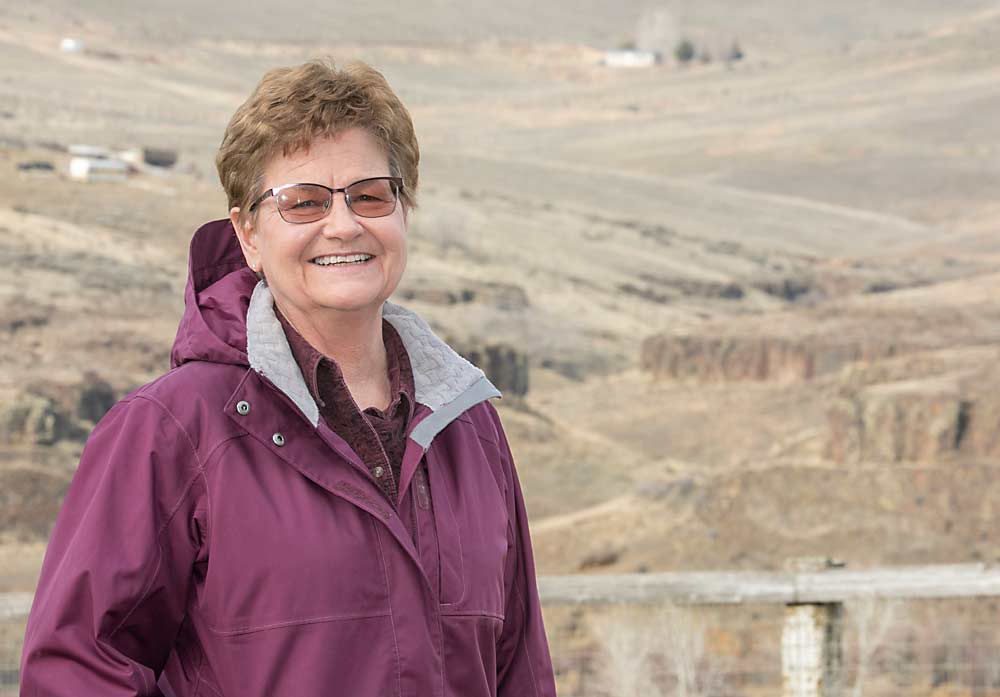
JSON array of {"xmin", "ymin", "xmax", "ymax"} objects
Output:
[{"xmin": 232, "ymin": 128, "xmax": 407, "ymax": 326}]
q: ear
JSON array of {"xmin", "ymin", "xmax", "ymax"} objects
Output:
[{"xmin": 230, "ymin": 207, "xmax": 261, "ymax": 273}]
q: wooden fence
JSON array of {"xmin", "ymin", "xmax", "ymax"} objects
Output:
[
  {"xmin": 4, "ymin": 563, "xmax": 1000, "ymax": 696},
  {"xmin": 539, "ymin": 563, "xmax": 1000, "ymax": 697}
]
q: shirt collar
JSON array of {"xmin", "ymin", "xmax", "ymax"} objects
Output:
[{"xmin": 274, "ymin": 307, "xmax": 414, "ymax": 416}]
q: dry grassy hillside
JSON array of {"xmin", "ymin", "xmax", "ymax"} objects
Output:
[
  {"xmin": 6, "ymin": 0, "xmax": 994, "ymax": 50},
  {"xmin": 1, "ymin": 1, "xmax": 999, "ymax": 592}
]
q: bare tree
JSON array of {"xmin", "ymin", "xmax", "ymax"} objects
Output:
[
  {"xmin": 590, "ymin": 605, "xmax": 658, "ymax": 697},
  {"xmin": 656, "ymin": 604, "xmax": 728, "ymax": 697},
  {"xmin": 849, "ymin": 596, "xmax": 899, "ymax": 697},
  {"xmin": 591, "ymin": 603, "xmax": 728, "ymax": 697}
]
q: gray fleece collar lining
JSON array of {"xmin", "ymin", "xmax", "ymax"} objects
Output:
[
  {"xmin": 245, "ymin": 282, "xmax": 500, "ymax": 444},
  {"xmin": 246, "ymin": 283, "xmax": 320, "ymax": 426}
]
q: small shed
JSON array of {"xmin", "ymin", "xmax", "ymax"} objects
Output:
[
  {"xmin": 59, "ymin": 37, "xmax": 85, "ymax": 53},
  {"xmin": 121, "ymin": 147, "xmax": 178, "ymax": 169},
  {"xmin": 69, "ymin": 157, "xmax": 129, "ymax": 183},
  {"xmin": 602, "ymin": 50, "xmax": 662, "ymax": 68}
]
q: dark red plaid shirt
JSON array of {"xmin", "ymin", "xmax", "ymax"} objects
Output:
[{"xmin": 276, "ymin": 310, "xmax": 415, "ymax": 505}]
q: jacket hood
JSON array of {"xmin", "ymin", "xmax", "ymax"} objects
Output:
[
  {"xmin": 171, "ymin": 219, "xmax": 256, "ymax": 370},
  {"xmin": 170, "ymin": 219, "xmax": 500, "ymax": 447}
]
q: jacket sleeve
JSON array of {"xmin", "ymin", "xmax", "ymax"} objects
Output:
[
  {"xmin": 489, "ymin": 404, "xmax": 557, "ymax": 697},
  {"xmin": 20, "ymin": 394, "xmax": 207, "ymax": 697}
]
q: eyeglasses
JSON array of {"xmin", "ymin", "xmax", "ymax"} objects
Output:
[{"xmin": 248, "ymin": 176, "xmax": 403, "ymax": 223}]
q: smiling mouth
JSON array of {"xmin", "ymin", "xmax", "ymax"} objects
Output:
[{"xmin": 311, "ymin": 253, "xmax": 374, "ymax": 266}]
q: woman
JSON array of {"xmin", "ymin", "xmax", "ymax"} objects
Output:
[{"xmin": 21, "ymin": 60, "xmax": 556, "ymax": 697}]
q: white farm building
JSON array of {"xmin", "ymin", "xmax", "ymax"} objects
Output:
[
  {"xmin": 69, "ymin": 157, "xmax": 129, "ymax": 183},
  {"xmin": 602, "ymin": 50, "xmax": 662, "ymax": 68}
]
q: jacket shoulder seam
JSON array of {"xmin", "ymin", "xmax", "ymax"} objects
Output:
[
  {"xmin": 105, "ymin": 395, "xmax": 208, "ymax": 641},
  {"xmin": 469, "ymin": 402, "xmax": 501, "ymax": 446},
  {"xmin": 132, "ymin": 393, "xmax": 234, "ymax": 542},
  {"xmin": 201, "ymin": 432, "xmax": 250, "ymax": 474},
  {"xmin": 133, "ymin": 393, "xmax": 206, "ymax": 478}
]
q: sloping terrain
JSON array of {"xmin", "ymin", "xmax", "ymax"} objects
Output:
[{"xmin": 0, "ymin": 1, "xmax": 998, "ymax": 590}]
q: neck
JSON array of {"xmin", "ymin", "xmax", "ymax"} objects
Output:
[{"xmin": 276, "ymin": 300, "xmax": 388, "ymax": 389}]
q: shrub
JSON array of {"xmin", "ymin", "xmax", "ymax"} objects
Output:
[
  {"xmin": 675, "ymin": 38, "xmax": 696, "ymax": 64},
  {"xmin": 727, "ymin": 40, "xmax": 744, "ymax": 63}
]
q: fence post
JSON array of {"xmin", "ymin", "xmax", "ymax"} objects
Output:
[
  {"xmin": 782, "ymin": 602, "xmax": 843, "ymax": 697},
  {"xmin": 781, "ymin": 558, "xmax": 844, "ymax": 697}
]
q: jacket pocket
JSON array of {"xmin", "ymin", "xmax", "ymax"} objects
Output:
[{"xmin": 427, "ymin": 436, "xmax": 508, "ymax": 617}]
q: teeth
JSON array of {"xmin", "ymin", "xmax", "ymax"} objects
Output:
[{"xmin": 313, "ymin": 254, "xmax": 373, "ymax": 266}]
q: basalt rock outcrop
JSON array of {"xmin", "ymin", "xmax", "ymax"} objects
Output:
[
  {"xmin": 640, "ymin": 307, "xmax": 998, "ymax": 384},
  {"xmin": 825, "ymin": 381, "xmax": 971, "ymax": 463},
  {"xmin": 0, "ymin": 392, "xmax": 75, "ymax": 446},
  {"xmin": 77, "ymin": 372, "xmax": 117, "ymax": 423},
  {"xmin": 456, "ymin": 342, "xmax": 529, "ymax": 397},
  {"xmin": 0, "ymin": 374, "xmax": 118, "ymax": 446},
  {"xmin": 824, "ymin": 351, "xmax": 1000, "ymax": 463},
  {"xmin": 639, "ymin": 332, "xmax": 906, "ymax": 383}
]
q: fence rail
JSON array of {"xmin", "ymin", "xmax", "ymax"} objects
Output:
[
  {"xmin": 0, "ymin": 594, "xmax": 30, "ymax": 621},
  {"xmin": 537, "ymin": 563, "xmax": 1000, "ymax": 605}
]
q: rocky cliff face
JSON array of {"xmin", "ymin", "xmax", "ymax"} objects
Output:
[
  {"xmin": 640, "ymin": 306, "xmax": 1000, "ymax": 384},
  {"xmin": 825, "ymin": 382, "xmax": 971, "ymax": 463},
  {"xmin": 639, "ymin": 332, "xmax": 905, "ymax": 382},
  {"xmin": 0, "ymin": 374, "xmax": 116, "ymax": 446},
  {"xmin": 824, "ymin": 350, "xmax": 999, "ymax": 463},
  {"xmin": 458, "ymin": 342, "xmax": 530, "ymax": 396}
]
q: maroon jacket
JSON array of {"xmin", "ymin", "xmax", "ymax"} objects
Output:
[{"xmin": 20, "ymin": 219, "xmax": 556, "ymax": 697}]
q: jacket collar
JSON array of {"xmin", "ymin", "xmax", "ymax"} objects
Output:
[{"xmin": 246, "ymin": 281, "xmax": 500, "ymax": 448}]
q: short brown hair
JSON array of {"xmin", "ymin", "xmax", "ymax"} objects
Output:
[{"xmin": 216, "ymin": 59, "xmax": 419, "ymax": 221}]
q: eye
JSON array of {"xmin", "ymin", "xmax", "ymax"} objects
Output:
[
  {"xmin": 290, "ymin": 199, "xmax": 324, "ymax": 209},
  {"xmin": 277, "ymin": 185, "xmax": 330, "ymax": 212},
  {"xmin": 348, "ymin": 179, "xmax": 396, "ymax": 201}
]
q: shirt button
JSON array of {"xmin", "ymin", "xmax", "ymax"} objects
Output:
[
  {"xmin": 236, "ymin": 400, "xmax": 250, "ymax": 415},
  {"xmin": 272, "ymin": 433, "xmax": 285, "ymax": 447},
  {"xmin": 374, "ymin": 466, "xmax": 385, "ymax": 478}
]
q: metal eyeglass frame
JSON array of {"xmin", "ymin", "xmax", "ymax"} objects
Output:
[{"xmin": 248, "ymin": 176, "xmax": 404, "ymax": 222}]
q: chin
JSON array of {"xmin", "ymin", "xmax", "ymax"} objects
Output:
[
  {"xmin": 311, "ymin": 295, "xmax": 386, "ymax": 315},
  {"xmin": 301, "ymin": 282, "xmax": 386, "ymax": 312}
]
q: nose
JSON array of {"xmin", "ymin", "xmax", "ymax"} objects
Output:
[{"xmin": 319, "ymin": 191, "xmax": 363, "ymax": 240}]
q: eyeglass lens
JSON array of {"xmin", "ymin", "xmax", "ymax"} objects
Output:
[{"xmin": 274, "ymin": 179, "xmax": 398, "ymax": 222}]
